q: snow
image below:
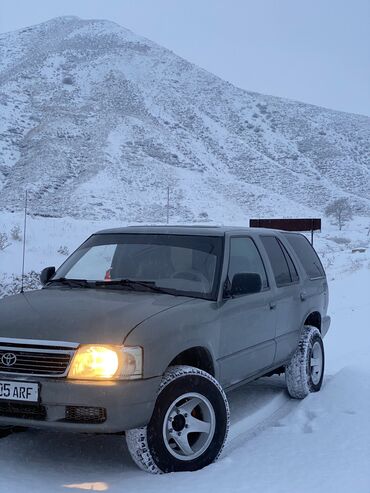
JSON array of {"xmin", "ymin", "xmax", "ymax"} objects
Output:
[{"xmin": 0, "ymin": 214, "xmax": 369, "ymax": 492}]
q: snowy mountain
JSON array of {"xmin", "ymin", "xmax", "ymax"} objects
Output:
[{"xmin": 0, "ymin": 16, "xmax": 369, "ymax": 222}]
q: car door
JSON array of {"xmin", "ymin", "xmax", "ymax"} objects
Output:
[
  {"xmin": 217, "ymin": 236, "xmax": 277, "ymax": 388},
  {"xmin": 259, "ymin": 235, "xmax": 301, "ymax": 365}
]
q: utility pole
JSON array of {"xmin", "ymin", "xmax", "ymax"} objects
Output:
[{"xmin": 166, "ymin": 186, "xmax": 170, "ymax": 224}]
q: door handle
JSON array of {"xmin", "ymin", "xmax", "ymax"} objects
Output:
[
  {"xmin": 269, "ymin": 302, "xmax": 276, "ymax": 310},
  {"xmin": 300, "ymin": 291, "xmax": 307, "ymax": 301}
]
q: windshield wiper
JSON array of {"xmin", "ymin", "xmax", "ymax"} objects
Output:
[
  {"xmin": 94, "ymin": 279, "xmax": 179, "ymax": 296},
  {"xmin": 46, "ymin": 278, "xmax": 91, "ymax": 289}
]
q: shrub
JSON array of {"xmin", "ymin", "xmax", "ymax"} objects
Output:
[
  {"xmin": 57, "ymin": 245, "xmax": 70, "ymax": 256},
  {"xmin": 0, "ymin": 232, "xmax": 10, "ymax": 251},
  {"xmin": 0, "ymin": 271, "xmax": 41, "ymax": 299},
  {"xmin": 10, "ymin": 225, "xmax": 22, "ymax": 241},
  {"xmin": 62, "ymin": 76, "xmax": 74, "ymax": 85},
  {"xmin": 328, "ymin": 236, "xmax": 351, "ymax": 245}
]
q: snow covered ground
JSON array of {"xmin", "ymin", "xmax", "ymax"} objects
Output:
[
  {"xmin": 0, "ymin": 211, "xmax": 369, "ymax": 288},
  {"xmin": 0, "ymin": 213, "xmax": 369, "ymax": 492}
]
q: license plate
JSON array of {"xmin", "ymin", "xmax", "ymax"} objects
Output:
[{"xmin": 0, "ymin": 380, "xmax": 39, "ymax": 403}]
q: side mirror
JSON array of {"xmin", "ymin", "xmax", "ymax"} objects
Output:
[
  {"xmin": 230, "ymin": 273, "xmax": 262, "ymax": 297},
  {"xmin": 40, "ymin": 266, "xmax": 56, "ymax": 286}
]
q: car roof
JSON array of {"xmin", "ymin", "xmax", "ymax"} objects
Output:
[{"xmin": 94, "ymin": 225, "xmax": 285, "ymax": 237}]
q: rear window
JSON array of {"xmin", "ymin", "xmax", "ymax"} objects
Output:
[{"xmin": 284, "ymin": 233, "xmax": 325, "ymax": 279}]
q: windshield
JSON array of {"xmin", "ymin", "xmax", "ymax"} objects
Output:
[{"xmin": 53, "ymin": 233, "xmax": 224, "ymax": 300}]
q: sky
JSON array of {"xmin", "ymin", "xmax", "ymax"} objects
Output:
[{"xmin": 0, "ymin": 0, "xmax": 369, "ymax": 116}]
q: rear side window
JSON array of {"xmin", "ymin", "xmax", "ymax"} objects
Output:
[
  {"xmin": 280, "ymin": 241, "xmax": 299, "ymax": 282},
  {"xmin": 260, "ymin": 236, "xmax": 299, "ymax": 287},
  {"xmin": 284, "ymin": 233, "xmax": 325, "ymax": 279}
]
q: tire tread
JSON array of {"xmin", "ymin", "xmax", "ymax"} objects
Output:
[
  {"xmin": 126, "ymin": 365, "xmax": 229, "ymax": 474},
  {"xmin": 285, "ymin": 325, "xmax": 323, "ymax": 399}
]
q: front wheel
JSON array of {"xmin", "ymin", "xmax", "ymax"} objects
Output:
[
  {"xmin": 285, "ymin": 325, "xmax": 325, "ymax": 399},
  {"xmin": 126, "ymin": 365, "xmax": 230, "ymax": 473}
]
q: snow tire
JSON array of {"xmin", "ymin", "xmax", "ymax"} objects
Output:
[
  {"xmin": 285, "ymin": 325, "xmax": 325, "ymax": 399},
  {"xmin": 126, "ymin": 365, "xmax": 230, "ymax": 474}
]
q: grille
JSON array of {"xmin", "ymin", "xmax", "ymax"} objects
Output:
[
  {"xmin": 0, "ymin": 402, "xmax": 47, "ymax": 420},
  {"xmin": 65, "ymin": 406, "xmax": 106, "ymax": 424},
  {"xmin": 0, "ymin": 345, "xmax": 74, "ymax": 377}
]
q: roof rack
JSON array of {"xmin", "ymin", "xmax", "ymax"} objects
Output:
[{"xmin": 249, "ymin": 218, "xmax": 321, "ymax": 245}]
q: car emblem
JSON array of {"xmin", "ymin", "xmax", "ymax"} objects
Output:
[{"xmin": 1, "ymin": 353, "xmax": 17, "ymax": 367}]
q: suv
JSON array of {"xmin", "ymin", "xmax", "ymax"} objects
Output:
[{"xmin": 0, "ymin": 226, "xmax": 330, "ymax": 473}]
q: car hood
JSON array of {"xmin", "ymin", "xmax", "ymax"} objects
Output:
[{"xmin": 0, "ymin": 288, "xmax": 191, "ymax": 345}]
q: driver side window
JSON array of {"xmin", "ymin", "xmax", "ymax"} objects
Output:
[{"xmin": 228, "ymin": 237, "xmax": 269, "ymax": 290}]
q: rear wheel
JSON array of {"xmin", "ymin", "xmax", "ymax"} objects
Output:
[
  {"xmin": 285, "ymin": 325, "xmax": 325, "ymax": 399},
  {"xmin": 126, "ymin": 365, "xmax": 229, "ymax": 473}
]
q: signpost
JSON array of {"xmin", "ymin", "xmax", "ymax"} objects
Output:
[{"xmin": 249, "ymin": 218, "xmax": 321, "ymax": 245}]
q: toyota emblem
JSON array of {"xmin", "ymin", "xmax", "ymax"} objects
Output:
[{"xmin": 1, "ymin": 353, "xmax": 17, "ymax": 367}]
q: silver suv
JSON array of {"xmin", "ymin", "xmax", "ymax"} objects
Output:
[{"xmin": 0, "ymin": 226, "xmax": 330, "ymax": 473}]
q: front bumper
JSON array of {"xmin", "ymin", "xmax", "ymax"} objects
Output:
[{"xmin": 0, "ymin": 375, "xmax": 161, "ymax": 433}]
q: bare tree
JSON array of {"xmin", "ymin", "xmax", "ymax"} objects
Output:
[{"xmin": 325, "ymin": 198, "xmax": 353, "ymax": 231}]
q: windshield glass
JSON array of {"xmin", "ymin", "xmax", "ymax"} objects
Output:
[{"xmin": 53, "ymin": 233, "xmax": 224, "ymax": 300}]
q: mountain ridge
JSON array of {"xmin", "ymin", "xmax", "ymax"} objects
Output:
[{"xmin": 0, "ymin": 16, "xmax": 369, "ymax": 222}]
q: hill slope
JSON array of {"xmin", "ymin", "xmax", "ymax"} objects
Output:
[{"xmin": 0, "ymin": 16, "xmax": 369, "ymax": 222}]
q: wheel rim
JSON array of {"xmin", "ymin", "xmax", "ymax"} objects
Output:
[
  {"xmin": 310, "ymin": 341, "xmax": 323, "ymax": 385},
  {"xmin": 162, "ymin": 392, "xmax": 216, "ymax": 461}
]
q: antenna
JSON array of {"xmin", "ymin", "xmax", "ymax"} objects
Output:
[{"xmin": 20, "ymin": 190, "xmax": 28, "ymax": 294}]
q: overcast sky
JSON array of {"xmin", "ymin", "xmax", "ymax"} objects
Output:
[{"xmin": 0, "ymin": 0, "xmax": 369, "ymax": 116}]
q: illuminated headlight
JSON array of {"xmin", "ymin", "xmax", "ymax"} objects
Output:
[{"xmin": 68, "ymin": 345, "xmax": 143, "ymax": 380}]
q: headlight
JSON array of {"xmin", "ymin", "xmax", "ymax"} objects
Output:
[{"xmin": 68, "ymin": 345, "xmax": 143, "ymax": 380}]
